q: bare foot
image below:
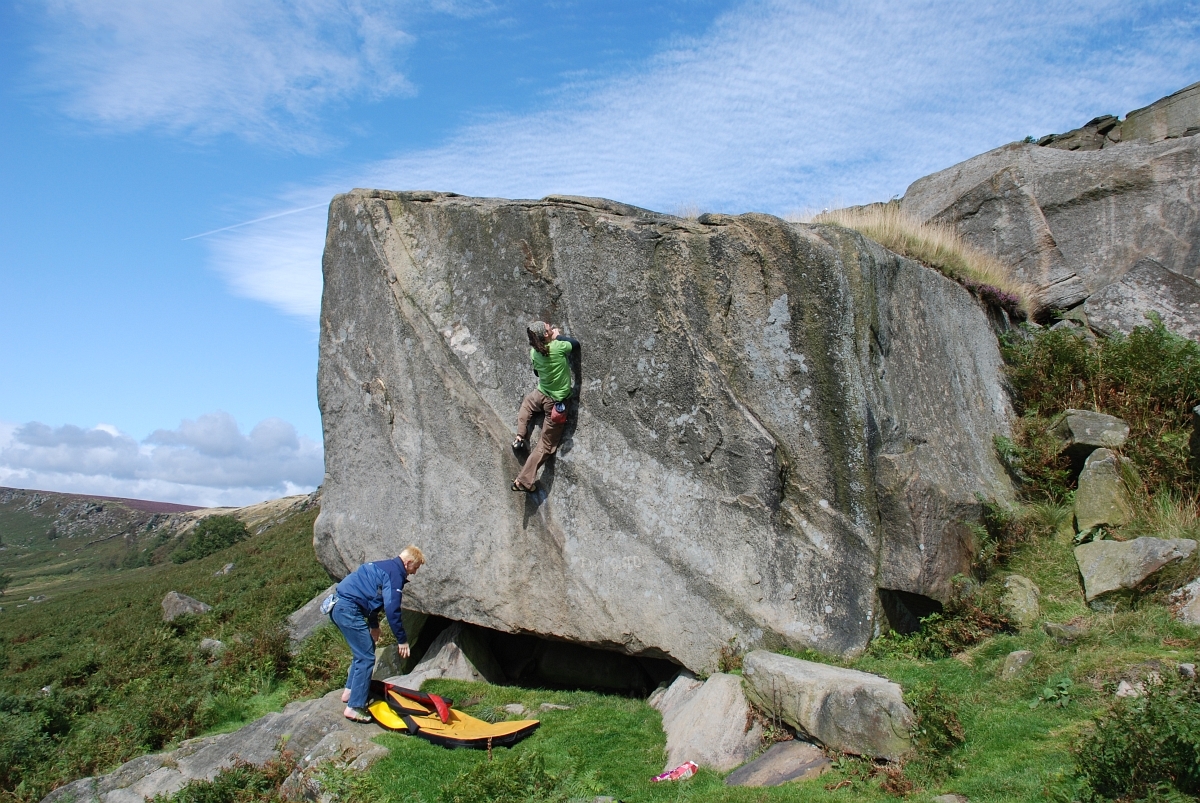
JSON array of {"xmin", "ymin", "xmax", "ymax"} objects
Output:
[
  {"xmin": 343, "ymin": 706, "xmax": 372, "ymax": 723},
  {"xmin": 341, "ymin": 688, "xmax": 351, "ymax": 703}
]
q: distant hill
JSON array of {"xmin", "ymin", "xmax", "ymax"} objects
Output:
[{"xmin": 0, "ymin": 486, "xmax": 318, "ymax": 600}]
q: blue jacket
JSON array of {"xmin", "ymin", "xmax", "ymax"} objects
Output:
[{"xmin": 335, "ymin": 558, "xmax": 409, "ymax": 644}]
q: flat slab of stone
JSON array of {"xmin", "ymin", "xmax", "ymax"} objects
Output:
[
  {"xmin": 1052, "ymin": 410, "xmax": 1129, "ymax": 461},
  {"xmin": 1075, "ymin": 449, "xmax": 1135, "ymax": 534},
  {"xmin": 286, "ymin": 584, "xmax": 337, "ymax": 646},
  {"xmin": 1085, "ymin": 259, "xmax": 1200, "ymax": 340},
  {"xmin": 161, "ymin": 592, "xmax": 212, "ymax": 622},
  {"xmin": 725, "ymin": 740, "xmax": 830, "ymax": 787},
  {"xmin": 654, "ymin": 673, "xmax": 761, "ymax": 772},
  {"xmin": 1075, "ymin": 537, "xmax": 1198, "ymax": 602},
  {"xmin": 742, "ymin": 651, "xmax": 912, "ymax": 760},
  {"xmin": 40, "ymin": 690, "xmax": 386, "ymax": 803}
]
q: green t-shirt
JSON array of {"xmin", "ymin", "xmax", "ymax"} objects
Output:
[{"xmin": 531, "ymin": 339, "xmax": 574, "ymax": 401}]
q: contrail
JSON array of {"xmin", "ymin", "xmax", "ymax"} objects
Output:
[{"xmin": 183, "ymin": 203, "xmax": 327, "ymax": 240}]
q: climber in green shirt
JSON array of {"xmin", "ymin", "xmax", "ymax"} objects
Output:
[{"xmin": 512, "ymin": 320, "xmax": 579, "ymax": 492}]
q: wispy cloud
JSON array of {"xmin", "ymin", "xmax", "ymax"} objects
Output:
[
  {"xmin": 27, "ymin": 0, "xmax": 430, "ymax": 149},
  {"xmin": 0, "ymin": 413, "xmax": 323, "ymax": 507},
  {"xmin": 200, "ymin": 0, "xmax": 1200, "ymax": 320}
]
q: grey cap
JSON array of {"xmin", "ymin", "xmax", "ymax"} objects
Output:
[{"xmin": 527, "ymin": 320, "xmax": 548, "ymax": 336}]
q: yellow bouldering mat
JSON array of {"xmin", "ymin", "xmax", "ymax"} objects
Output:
[{"xmin": 367, "ymin": 687, "xmax": 539, "ymax": 749}]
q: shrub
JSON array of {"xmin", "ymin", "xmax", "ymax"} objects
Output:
[
  {"xmin": 1073, "ymin": 674, "xmax": 1200, "ymax": 800},
  {"xmin": 905, "ymin": 683, "xmax": 966, "ymax": 781},
  {"xmin": 171, "ymin": 516, "xmax": 250, "ymax": 564},
  {"xmin": 153, "ymin": 754, "xmax": 296, "ymax": 803},
  {"xmin": 438, "ymin": 752, "xmax": 565, "ymax": 803},
  {"xmin": 1001, "ymin": 319, "xmax": 1200, "ymax": 496},
  {"xmin": 804, "ymin": 202, "xmax": 1036, "ymax": 319}
]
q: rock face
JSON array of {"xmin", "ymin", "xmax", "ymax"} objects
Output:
[
  {"xmin": 40, "ymin": 690, "xmax": 387, "ymax": 803},
  {"xmin": 315, "ymin": 190, "xmax": 1014, "ymax": 670},
  {"xmin": 1074, "ymin": 449, "xmax": 1135, "ymax": 534},
  {"xmin": 741, "ymin": 650, "xmax": 913, "ymax": 759},
  {"xmin": 161, "ymin": 591, "xmax": 212, "ymax": 622},
  {"xmin": 651, "ymin": 673, "xmax": 762, "ymax": 772},
  {"xmin": 1074, "ymin": 537, "xmax": 1198, "ymax": 602},
  {"xmin": 1084, "ymin": 259, "xmax": 1200, "ymax": 339},
  {"xmin": 901, "ymin": 134, "xmax": 1200, "ymax": 316}
]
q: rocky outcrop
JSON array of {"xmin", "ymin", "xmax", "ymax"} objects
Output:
[
  {"xmin": 901, "ymin": 131, "xmax": 1200, "ymax": 317},
  {"xmin": 741, "ymin": 650, "xmax": 913, "ymax": 759},
  {"xmin": 382, "ymin": 622, "xmax": 505, "ymax": 688},
  {"xmin": 1084, "ymin": 259, "xmax": 1200, "ymax": 339},
  {"xmin": 315, "ymin": 191, "xmax": 1014, "ymax": 670},
  {"xmin": 1074, "ymin": 537, "xmax": 1198, "ymax": 603},
  {"xmin": 40, "ymin": 690, "xmax": 387, "ymax": 803},
  {"xmin": 651, "ymin": 673, "xmax": 762, "ymax": 772},
  {"xmin": 286, "ymin": 584, "xmax": 337, "ymax": 647}
]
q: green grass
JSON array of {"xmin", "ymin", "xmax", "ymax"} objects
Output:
[{"xmin": 0, "ymin": 506, "xmax": 344, "ymax": 803}]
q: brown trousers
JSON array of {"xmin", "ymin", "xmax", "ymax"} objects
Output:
[{"xmin": 515, "ymin": 389, "xmax": 566, "ymax": 488}]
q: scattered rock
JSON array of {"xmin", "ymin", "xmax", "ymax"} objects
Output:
[
  {"xmin": 1042, "ymin": 622, "xmax": 1084, "ymax": 644},
  {"xmin": 503, "ymin": 704, "xmax": 526, "ymax": 716},
  {"xmin": 1074, "ymin": 449, "xmax": 1136, "ymax": 534},
  {"xmin": 1074, "ymin": 537, "xmax": 1198, "ymax": 603},
  {"xmin": 539, "ymin": 703, "xmax": 571, "ymax": 711},
  {"xmin": 382, "ymin": 622, "xmax": 505, "ymax": 689},
  {"xmin": 1051, "ymin": 410, "xmax": 1129, "ymax": 464},
  {"xmin": 199, "ymin": 638, "xmax": 226, "ymax": 658},
  {"xmin": 285, "ymin": 584, "xmax": 338, "ymax": 648},
  {"xmin": 1179, "ymin": 663, "xmax": 1196, "ymax": 679},
  {"xmin": 28, "ymin": 595, "xmax": 47, "ymax": 603},
  {"xmin": 1000, "ymin": 650, "xmax": 1034, "ymax": 679},
  {"xmin": 213, "ymin": 563, "xmax": 235, "ymax": 577},
  {"xmin": 648, "ymin": 672, "xmax": 701, "ymax": 713},
  {"xmin": 1170, "ymin": 578, "xmax": 1200, "ymax": 625},
  {"xmin": 653, "ymin": 672, "xmax": 762, "ymax": 772},
  {"xmin": 1084, "ymin": 259, "xmax": 1200, "ymax": 341},
  {"xmin": 724, "ymin": 740, "xmax": 831, "ymax": 787},
  {"xmin": 161, "ymin": 591, "xmax": 213, "ymax": 622},
  {"xmin": 932, "ymin": 795, "xmax": 970, "ymax": 803},
  {"xmin": 1000, "ymin": 575, "xmax": 1041, "ymax": 630},
  {"xmin": 39, "ymin": 690, "xmax": 387, "ymax": 803},
  {"xmin": 1115, "ymin": 680, "xmax": 1144, "ymax": 698},
  {"xmin": 742, "ymin": 651, "xmax": 912, "ymax": 760}
]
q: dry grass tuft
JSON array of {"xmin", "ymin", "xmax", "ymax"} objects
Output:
[{"xmin": 798, "ymin": 202, "xmax": 1037, "ymax": 319}]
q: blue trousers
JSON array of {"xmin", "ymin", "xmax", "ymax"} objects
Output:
[{"xmin": 331, "ymin": 600, "xmax": 375, "ymax": 709}]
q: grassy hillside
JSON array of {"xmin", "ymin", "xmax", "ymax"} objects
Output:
[{"xmin": 0, "ymin": 504, "xmax": 346, "ymax": 803}]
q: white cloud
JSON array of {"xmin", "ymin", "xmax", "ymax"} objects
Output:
[
  {"xmin": 0, "ymin": 413, "xmax": 323, "ymax": 507},
  {"xmin": 28, "ymin": 0, "xmax": 430, "ymax": 149},
  {"xmin": 203, "ymin": 0, "xmax": 1200, "ymax": 320}
]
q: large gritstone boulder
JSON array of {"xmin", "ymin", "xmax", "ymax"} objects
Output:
[
  {"xmin": 741, "ymin": 650, "xmax": 913, "ymax": 760},
  {"xmin": 315, "ymin": 190, "xmax": 1014, "ymax": 671},
  {"xmin": 901, "ymin": 135, "xmax": 1200, "ymax": 317}
]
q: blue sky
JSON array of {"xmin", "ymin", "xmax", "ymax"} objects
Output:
[{"xmin": 1, "ymin": 0, "xmax": 1197, "ymax": 506}]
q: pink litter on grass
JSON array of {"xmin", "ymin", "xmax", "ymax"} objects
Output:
[{"xmin": 652, "ymin": 761, "xmax": 698, "ymax": 782}]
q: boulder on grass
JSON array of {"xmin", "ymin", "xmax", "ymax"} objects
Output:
[
  {"xmin": 1000, "ymin": 650, "xmax": 1034, "ymax": 679},
  {"xmin": 652, "ymin": 672, "xmax": 762, "ymax": 772},
  {"xmin": 162, "ymin": 592, "xmax": 212, "ymax": 622},
  {"xmin": 382, "ymin": 622, "xmax": 505, "ymax": 688},
  {"xmin": 742, "ymin": 651, "xmax": 912, "ymax": 760},
  {"xmin": 1000, "ymin": 575, "xmax": 1041, "ymax": 630},
  {"xmin": 1074, "ymin": 537, "xmax": 1198, "ymax": 603},
  {"xmin": 285, "ymin": 584, "xmax": 337, "ymax": 647},
  {"xmin": 725, "ymin": 740, "xmax": 831, "ymax": 787},
  {"xmin": 1074, "ymin": 449, "xmax": 1135, "ymax": 534}
]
